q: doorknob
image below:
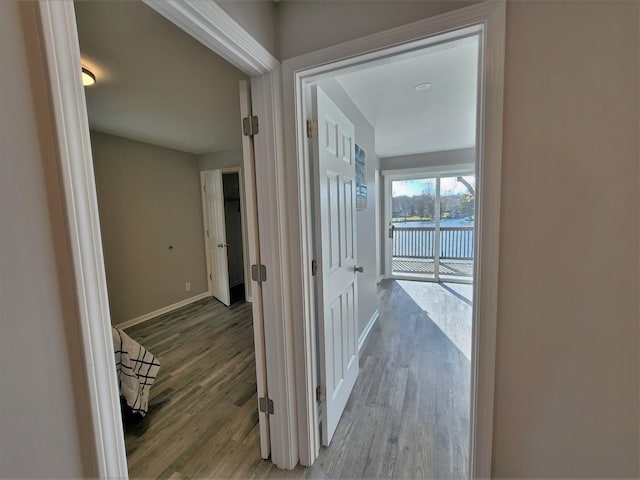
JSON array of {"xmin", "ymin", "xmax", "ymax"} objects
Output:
[
  {"xmin": 353, "ymin": 265, "xmax": 364, "ymax": 273},
  {"xmin": 217, "ymin": 243, "xmax": 229, "ymax": 248}
]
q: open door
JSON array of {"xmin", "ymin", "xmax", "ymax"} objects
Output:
[
  {"xmin": 239, "ymin": 79, "xmax": 271, "ymax": 459},
  {"xmin": 201, "ymin": 170, "xmax": 231, "ymax": 306},
  {"xmin": 311, "ymin": 86, "xmax": 360, "ymax": 445}
]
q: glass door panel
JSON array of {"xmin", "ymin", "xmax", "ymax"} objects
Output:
[
  {"xmin": 438, "ymin": 175, "xmax": 475, "ymax": 282},
  {"xmin": 390, "ymin": 178, "xmax": 437, "ymax": 280}
]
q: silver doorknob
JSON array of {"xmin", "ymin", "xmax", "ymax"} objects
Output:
[
  {"xmin": 353, "ymin": 265, "xmax": 364, "ymax": 273},
  {"xmin": 217, "ymin": 243, "xmax": 229, "ymax": 248}
]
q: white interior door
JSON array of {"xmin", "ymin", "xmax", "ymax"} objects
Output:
[
  {"xmin": 239, "ymin": 79, "xmax": 271, "ymax": 459},
  {"xmin": 312, "ymin": 85, "xmax": 360, "ymax": 446},
  {"xmin": 201, "ymin": 170, "xmax": 231, "ymax": 306}
]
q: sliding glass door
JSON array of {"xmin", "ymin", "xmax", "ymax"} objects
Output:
[{"xmin": 389, "ymin": 173, "xmax": 475, "ymax": 283}]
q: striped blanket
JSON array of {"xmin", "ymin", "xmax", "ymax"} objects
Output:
[{"xmin": 112, "ymin": 327, "xmax": 160, "ymax": 417}]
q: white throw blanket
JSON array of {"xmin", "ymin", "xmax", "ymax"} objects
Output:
[{"xmin": 112, "ymin": 327, "xmax": 160, "ymax": 416}]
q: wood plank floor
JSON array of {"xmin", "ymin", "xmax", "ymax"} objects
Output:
[
  {"xmin": 123, "ymin": 297, "xmax": 267, "ymax": 479},
  {"xmin": 289, "ymin": 279, "xmax": 472, "ymax": 479},
  {"xmin": 122, "ymin": 279, "xmax": 471, "ymax": 479}
]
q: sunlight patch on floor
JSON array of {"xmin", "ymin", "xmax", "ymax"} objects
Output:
[{"xmin": 397, "ymin": 280, "xmax": 472, "ymax": 360}]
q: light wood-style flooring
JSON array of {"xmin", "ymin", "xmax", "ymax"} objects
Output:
[{"xmin": 122, "ymin": 279, "xmax": 471, "ymax": 479}]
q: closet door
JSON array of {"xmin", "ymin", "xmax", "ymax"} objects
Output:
[{"xmin": 201, "ymin": 169, "xmax": 231, "ymax": 306}]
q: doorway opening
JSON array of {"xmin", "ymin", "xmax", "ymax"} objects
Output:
[
  {"xmin": 303, "ymin": 32, "xmax": 479, "ymax": 476},
  {"xmin": 223, "ymin": 171, "xmax": 247, "ymax": 304},
  {"xmin": 286, "ymin": 2, "xmax": 505, "ymax": 474},
  {"xmin": 72, "ymin": 1, "xmax": 271, "ymax": 477},
  {"xmin": 201, "ymin": 168, "xmax": 251, "ymax": 307}
]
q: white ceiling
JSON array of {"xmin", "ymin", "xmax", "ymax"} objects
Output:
[
  {"xmin": 75, "ymin": 1, "xmax": 249, "ymax": 155},
  {"xmin": 335, "ymin": 36, "xmax": 479, "ymax": 158}
]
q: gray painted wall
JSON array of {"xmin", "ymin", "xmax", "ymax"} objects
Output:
[
  {"xmin": 493, "ymin": 1, "xmax": 638, "ymax": 476},
  {"xmin": 318, "ymin": 78, "xmax": 381, "ymax": 338},
  {"xmin": 277, "ymin": 1, "xmax": 478, "ymax": 60},
  {"xmin": 216, "ymin": 0, "xmax": 278, "ymax": 58},
  {"xmin": 198, "ymin": 150, "xmax": 243, "ymax": 170},
  {"xmin": 0, "ymin": 2, "xmax": 96, "ymax": 477},
  {"xmin": 380, "ymin": 148, "xmax": 475, "ymax": 171},
  {"xmin": 91, "ymin": 131, "xmax": 208, "ymax": 324}
]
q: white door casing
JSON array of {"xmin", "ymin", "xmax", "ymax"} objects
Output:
[
  {"xmin": 283, "ymin": 1, "xmax": 505, "ymax": 472},
  {"xmin": 201, "ymin": 170, "xmax": 231, "ymax": 306},
  {"xmin": 312, "ymin": 86, "xmax": 359, "ymax": 445}
]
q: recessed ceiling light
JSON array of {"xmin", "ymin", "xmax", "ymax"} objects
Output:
[
  {"xmin": 82, "ymin": 67, "xmax": 96, "ymax": 87},
  {"xmin": 414, "ymin": 82, "xmax": 432, "ymax": 92}
]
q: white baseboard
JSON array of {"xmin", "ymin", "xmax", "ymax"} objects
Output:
[
  {"xmin": 116, "ymin": 291, "xmax": 211, "ymax": 330},
  {"xmin": 358, "ymin": 310, "xmax": 380, "ymax": 353}
]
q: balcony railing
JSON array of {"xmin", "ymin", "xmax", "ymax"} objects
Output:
[{"xmin": 393, "ymin": 226, "xmax": 474, "ymax": 260}]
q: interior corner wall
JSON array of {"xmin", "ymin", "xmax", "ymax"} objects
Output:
[
  {"xmin": 380, "ymin": 148, "xmax": 475, "ymax": 171},
  {"xmin": 198, "ymin": 150, "xmax": 243, "ymax": 171},
  {"xmin": 318, "ymin": 78, "xmax": 381, "ymax": 338},
  {"xmin": 90, "ymin": 131, "xmax": 208, "ymax": 325},
  {"xmin": 493, "ymin": 1, "xmax": 639, "ymax": 477},
  {"xmin": 0, "ymin": 1, "xmax": 97, "ymax": 477},
  {"xmin": 215, "ymin": 0, "xmax": 279, "ymax": 59}
]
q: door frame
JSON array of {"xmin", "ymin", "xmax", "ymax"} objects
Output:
[
  {"xmin": 282, "ymin": 0, "xmax": 506, "ymax": 474},
  {"xmin": 383, "ymin": 166, "xmax": 475, "ymax": 283},
  {"xmin": 201, "ymin": 167, "xmax": 252, "ymax": 304},
  {"xmin": 36, "ymin": 0, "xmax": 297, "ymax": 476}
]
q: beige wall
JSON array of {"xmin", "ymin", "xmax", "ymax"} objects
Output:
[
  {"xmin": 198, "ymin": 149, "xmax": 243, "ymax": 171},
  {"xmin": 91, "ymin": 131, "xmax": 208, "ymax": 324},
  {"xmin": 318, "ymin": 78, "xmax": 381, "ymax": 338},
  {"xmin": 493, "ymin": 1, "xmax": 638, "ymax": 476},
  {"xmin": 0, "ymin": 1, "xmax": 96, "ymax": 477}
]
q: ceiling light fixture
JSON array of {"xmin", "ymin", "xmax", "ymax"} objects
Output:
[
  {"xmin": 82, "ymin": 67, "xmax": 96, "ymax": 87},
  {"xmin": 414, "ymin": 82, "xmax": 432, "ymax": 92}
]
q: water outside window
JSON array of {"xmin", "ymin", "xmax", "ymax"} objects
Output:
[{"xmin": 390, "ymin": 175, "xmax": 475, "ymax": 283}]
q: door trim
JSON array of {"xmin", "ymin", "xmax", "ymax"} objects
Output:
[
  {"xmin": 36, "ymin": 0, "xmax": 295, "ymax": 476},
  {"xmin": 282, "ymin": 0, "xmax": 506, "ymax": 474}
]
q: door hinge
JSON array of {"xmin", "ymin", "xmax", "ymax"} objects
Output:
[
  {"xmin": 306, "ymin": 120, "xmax": 318, "ymax": 139},
  {"xmin": 206, "ymin": 229, "xmax": 210, "ymax": 238},
  {"xmin": 242, "ymin": 115, "xmax": 259, "ymax": 136},
  {"xmin": 203, "ymin": 184, "xmax": 207, "ymax": 193},
  {"xmin": 209, "ymin": 273, "xmax": 212, "ymax": 280},
  {"xmin": 259, "ymin": 396, "xmax": 274, "ymax": 415},
  {"xmin": 251, "ymin": 264, "xmax": 267, "ymax": 283},
  {"xmin": 311, "ymin": 259, "xmax": 319, "ymax": 277},
  {"xmin": 316, "ymin": 385, "xmax": 326, "ymax": 402}
]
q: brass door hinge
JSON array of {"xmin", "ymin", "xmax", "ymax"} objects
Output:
[{"xmin": 306, "ymin": 120, "xmax": 318, "ymax": 139}]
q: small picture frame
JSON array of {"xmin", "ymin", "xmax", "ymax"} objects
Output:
[{"xmin": 355, "ymin": 144, "xmax": 367, "ymax": 210}]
